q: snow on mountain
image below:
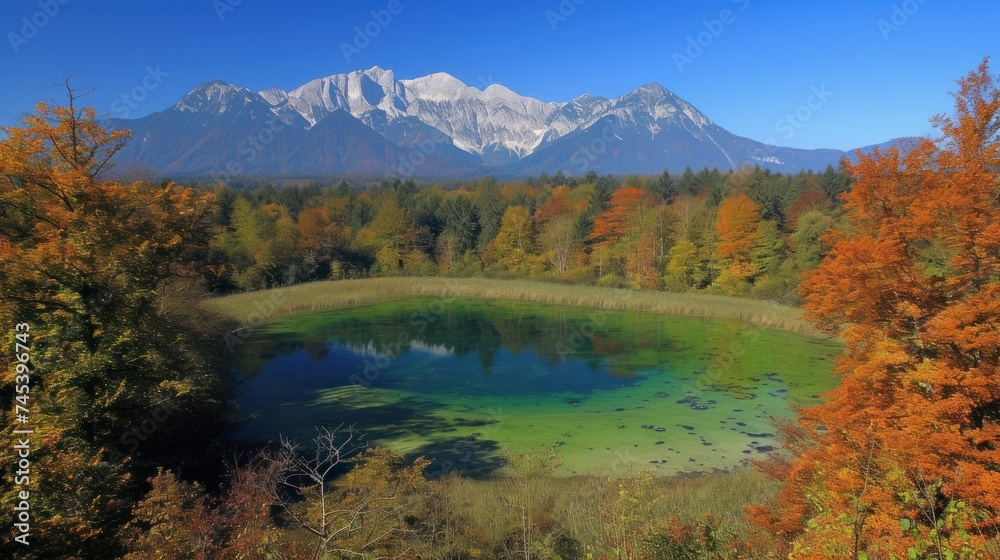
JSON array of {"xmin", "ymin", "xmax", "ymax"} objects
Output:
[
  {"xmin": 266, "ymin": 67, "xmax": 561, "ymax": 159},
  {"xmin": 257, "ymin": 88, "xmax": 288, "ymax": 106},
  {"xmin": 256, "ymin": 87, "xmax": 310, "ymax": 128},
  {"xmin": 281, "ymin": 66, "xmax": 408, "ymax": 125},
  {"xmin": 402, "ymin": 73, "xmax": 562, "ymax": 158},
  {"xmin": 110, "ymin": 67, "xmax": 862, "ymax": 177},
  {"xmin": 175, "ymin": 81, "xmax": 261, "ymax": 114},
  {"xmin": 257, "ymin": 66, "xmax": 729, "ymax": 163}
]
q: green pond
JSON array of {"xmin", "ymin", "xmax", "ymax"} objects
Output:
[{"xmin": 228, "ymin": 297, "xmax": 840, "ymax": 477}]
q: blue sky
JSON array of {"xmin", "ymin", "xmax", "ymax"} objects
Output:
[{"xmin": 1, "ymin": 0, "xmax": 996, "ymax": 150}]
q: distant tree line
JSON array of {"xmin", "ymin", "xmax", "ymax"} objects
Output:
[{"xmin": 200, "ymin": 164, "xmax": 853, "ymax": 305}]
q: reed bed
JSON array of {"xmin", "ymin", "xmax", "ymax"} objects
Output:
[
  {"xmin": 428, "ymin": 466, "xmax": 780, "ymax": 554},
  {"xmin": 202, "ymin": 277, "xmax": 824, "ymax": 336}
]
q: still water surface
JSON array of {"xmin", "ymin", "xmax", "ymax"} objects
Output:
[{"xmin": 229, "ymin": 298, "xmax": 839, "ymax": 477}]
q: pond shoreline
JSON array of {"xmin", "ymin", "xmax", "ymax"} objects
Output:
[
  {"xmin": 223, "ymin": 296, "xmax": 840, "ymax": 478},
  {"xmin": 202, "ymin": 276, "xmax": 826, "ymax": 337}
]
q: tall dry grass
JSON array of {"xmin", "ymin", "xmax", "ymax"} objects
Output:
[
  {"xmin": 425, "ymin": 466, "xmax": 780, "ymax": 557},
  {"xmin": 202, "ymin": 277, "xmax": 824, "ymax": 336}
]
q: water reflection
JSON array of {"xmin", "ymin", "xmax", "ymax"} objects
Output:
[{"xmin": 228, "ymin": 298, "xmax": 840, "ymax": 476}]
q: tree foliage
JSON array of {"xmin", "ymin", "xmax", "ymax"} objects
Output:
[
  {"xmin": 0, "ymin": 85, "xmax": 222, "ymax": 558},
  {"xmin": 751, "ymin": 58, "xmax": 1000, "ymax": 559}
]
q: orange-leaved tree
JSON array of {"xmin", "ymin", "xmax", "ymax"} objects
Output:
[
  {"xmin": 587, "ymin": 187, "xmax": 651, "ymax": 251},
  {"xmin": 587, "ymin": 187, "xmax": 657, "ymax": 284},
  {"xmin": 714, "ymin": 192, "xmax": 762, "ymax": 294},
  {"xmin": 750, "ymin": 59, "xmax": 1000, "ymax": 559},
  {"xmin": 535, "ymin": 185, "xmax": 588, "ymax": 276}
]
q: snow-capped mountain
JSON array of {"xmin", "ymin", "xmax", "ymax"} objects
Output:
[
  {"xmin": 108, "ymin": 67, "xmax": 883, "ymax": 178},
  {"xmin": 262, "ymin": 67, "xmax": 563, "ymax": 162},
  {"xmin": 252, "ymin": 67, "xmax": 733, "ymax": 163}
]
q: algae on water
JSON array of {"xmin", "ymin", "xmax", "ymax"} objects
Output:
[{"xmin": 228, "ymin": 298, "xmax": 840, "ymax": 477}]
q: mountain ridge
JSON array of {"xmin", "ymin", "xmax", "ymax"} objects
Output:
[{"xmin": 108, "ymin": 67, "xmax": 914, "ymax": 178}]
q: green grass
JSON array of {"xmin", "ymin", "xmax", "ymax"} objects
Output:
[{"xmin": 201, "ymin": 276, "xmax": 825, "ymax": 337}]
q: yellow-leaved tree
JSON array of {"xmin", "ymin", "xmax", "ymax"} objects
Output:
[{"xmin": 0, "ymin": 85, "xmax": 221, "ymax": 559}]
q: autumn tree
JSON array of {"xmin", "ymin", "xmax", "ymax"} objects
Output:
[
  {"xmin": 588, "ymin": 187, "xmax": 650, "ymax": 251},
  {"xmin": 294, "ymin": 205, "xmax": 356, "ymax": 280},
  {"xmin": 124, "ymin": 462, "xmax": 313, "ymax": 560},
  {"xmin": 539, "ymin": 214, "xmax": 581, "ymax": 276},
  {"xmin": 352, "ymin": 190, "xmax": 434, "ymax": 276},
  {"xmin": 483, "ymin": 205, "xmax": 536, "ymax": 274},
  {"xmin": 535, "ymin": 185, "xmax": 587, "ymax": 276},
  {"xmin": 473, "ymin": 178, "xmax": 509, "ymax": 252},
  {"xmin": 296, "ymin": 206, "xmax": 333, "ymax": 253},
  {"xmin": 784, "ymin": 187, "xmax": 831, "ymax": 233},
  {"xmin": 123, "ymin": 469, "xmax": 222, "ymax": 560},
  {"xmin": 436, "ymin": 194, "xmax": 480, "ymax": 270},
  {"xmin": 713, "ymin": 192, "xmax": 763, "ymax": 294},
  {"xmin": 588, "ymin": 187, "xmax": 657, "ymax": 284},
  {"xmin": 0, "ymin": 86, "xmax": 221, "ymax": 559},
  {"xmin": 666, "ymin": 192, "xmax": 707, "ymax": 242},
  {"xmin": 628, "ymin": 206, "xmax": 671, "ymax": 289},
  {"xmin": 751, "ymin": 59, "xmax": 1000, "ymax": 558},
  {"xmin": 663, "ymin": 239, "xmax": 701, "ymax": 290},
  {"xmin": 356, "ymin": 191, "xmax": 409, "ymax": 274},
  {"xmin": 264, "ymin": 427, "xmax": 430, "ymax": 559}
]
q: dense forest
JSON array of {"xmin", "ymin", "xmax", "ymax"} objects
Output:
[
  {"xmin": 200, "ymin": 163, "xmax": 850, "ymax": 305},
  {"xmin": 0, "ymin": 59, "xmax": 998, "ymax": 559}
]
